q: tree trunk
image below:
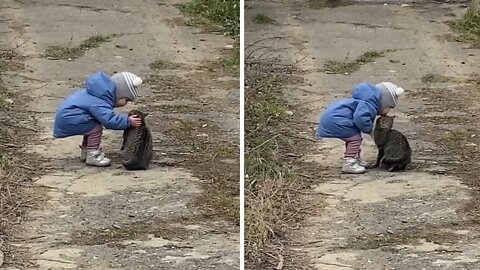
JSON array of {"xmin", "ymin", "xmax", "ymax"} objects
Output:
[{"xmin": 471, "ymin": 0, "xmax": 480, "ymax": 17}]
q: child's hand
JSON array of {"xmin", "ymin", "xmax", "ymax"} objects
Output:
[{"xmin": 129, "ymin": 115, "xmax": 142, "ymax": 127}]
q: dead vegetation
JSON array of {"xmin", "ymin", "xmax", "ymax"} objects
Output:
[
  {"xmin": 168, "ymin": 117, "xmax": 240, "ymax": 222},
  {"xmin": 149, "ymin": 59, "xmax": 181, "ymax": 70},
  {"xmin": 307, "ymin": 0, "xmax": 352, "ymax": 9},
  {"xmin": 346, "ymin": 225, "xmax": 461, "ymax": 250},
  {"xmin": 141, "ymin": 63, "xmax": 239, "ymax": 223},
  {"xmin": 244, "ymin": 43, "xmax": 322, "ymax": 269},
  {"xmin": 323, "ymin": 50, "xmax": 385, "ymax": 74},
  {"xmin": 138, "ymin": 1, "xmax": 240, "ymax": 223},
  {"xmin": 44, "ymin": 35, "xmax": 113, "ymax": 60},
  {"xmin": 177, "ymin": 0, "xmax": 240, "ymax": 68},
  {"xmin": 421, "ymin": 73, "xmax": 451, "ymax": 83},
  {"xmin": 253, "ymin": 13, "xmax": 274, "ymax": 24},
  {"xmin": 0, "ymin": 50, "xmax": 24, "ymax": 72},
  {"xmin": 70, "ymin": 217, "xmax": 194, "ymax": 246},
  {"xmin": 0, "ymin": 50, "xmax": 50, "ymax": 267},
  {"xmin": 406, "ymin": 74, "xmax": 480, "ymax": 221},
  {"xmin": 447, "ymin": 9, "xmax": 480, "ymax": 47}
]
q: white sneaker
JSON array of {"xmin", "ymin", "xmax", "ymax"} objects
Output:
[
  {"xmin": 79, "ymin": 145, "xmax": 87, "ymax": 162},
  {"xmin": 342, "ymin": 159, "xmax": 366, "ymax": 174},
  {"xmin": 357, "ymin": 158, "xmax": 370, "ymax": 168},
  {"xmin": 86, "ymin": 150, "xmax": 111, "ymax": 167}
]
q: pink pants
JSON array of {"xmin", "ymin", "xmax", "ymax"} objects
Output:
[
  {"xmin": 82, "ymin": 124, "xmax": 103, "ymax": 150},
  {"xmin": 341, "ymin": 134, "xmax": 362, "ymax": 159}
]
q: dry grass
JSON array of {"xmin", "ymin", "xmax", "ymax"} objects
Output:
[
  {"xmin": 44, "ymin": 35, "xmax": 113, "ymax": 60},
  {"xmin": 421, "ymin": 73, "xmax": 451, "ymax": 83},
  {"xmin": 176, "ymin": 0, "xmax": 240, "ymax": 37},
  {"xmin": 407, "ymin": 74, "xmax": 480, "ymax": 221},
  {"xmin": 253, "ymin": 13, "xmax": 274, "ymax": 24},
  {"xmin": 323, "ymin": 50, "xmax": 385, "ymax": 74},
  {"xmin": 177, "ymin": 0, "xmax": 240, "ymax": 69},
  {"xmin": 346, "ymin": 225, "xmax": 461, "ymax": 250},
  {"xmin": 168, "ymin": 118, "xmax": 240, "ymax": 221},
  {"xmin": 244, "ymin": 50, "xmax": 321, "ymax": 268},
  {"xmin": 149, "ymin": 59, "xmax": 181, "ymax": 70},
  {"xmin": 70, "ymin": 218, "xmax": 192, "ymax": 246},
  {"xmin": 0, "ymin": 50, "xmax": 24, "ymax": 72},
  {"xmin": 447, "ymin": 9, "xmax": 480, "ymax": 46},
  {"xmin": 0, "ymin": 50, "xmax": 49, "ymax": 267},
  {"xmin": 142, "ymin": 63, "xmax": 239, "ymax": 223},
  {"xmin": 307, "ymin": 0, "xmax": 352, "ymax": 9}
]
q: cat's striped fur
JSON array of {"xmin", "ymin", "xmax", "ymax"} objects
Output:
[
  {"xmin": 121, "ymin": 110, "xmax": 153, "ymax": 170},
  {"xmin": 371, "ymin": 115, "xmax": 411, "ymax": 172}
]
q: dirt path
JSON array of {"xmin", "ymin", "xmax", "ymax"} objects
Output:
[
  {"xmin": 246, "ymin": 1, "xmax": 480, "ymax": 269},
  {"xmin": 0, "ymin": 0, "xmax": 238, "ymax": 269}
]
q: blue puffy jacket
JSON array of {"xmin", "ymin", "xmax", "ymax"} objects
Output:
[
  {"xmin": 316, "ymin": 83, "xmax": 380, "ymax": 139},
  {"xmin": 53, "ymin": 72, "xmax": 129, "ymax": 138}
]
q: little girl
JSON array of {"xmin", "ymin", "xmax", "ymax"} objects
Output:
[
  {"xmin": 316, "ymin": 82, "xmax": 404, "ymax": 174},
  {"xmin": 53, "ymin": 71, "xmax": 143, "ymax": 167}
]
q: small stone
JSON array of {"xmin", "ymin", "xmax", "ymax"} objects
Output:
[
  {"xmin": 285, "ymin": 110, "xmax": 294, "ymax": 116},
  {"xmin": 224, "ymin": 45, "xmax": 234, "ymax": 49},
  {"xmin": 386, "ymin": 229, "xmax": 394, "ymax": 234},
  {"xmin": 112, "ymin": 224, "xmax": 121, "ymax": 229},
  {"xmin": 4, "ymin": 98, "xmax": 13, "ymax": 104}
]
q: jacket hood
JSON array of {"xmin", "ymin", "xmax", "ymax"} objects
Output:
[
  {"xmin": 85, "ymin": 72, "xmax": 116, "ymax": 105},
  {"xmin": 352, "ymin": 83, "xmax": 380, "ymax": 110}
]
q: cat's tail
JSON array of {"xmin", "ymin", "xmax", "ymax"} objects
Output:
[
  {"xmin": 383, "ymin": 150, "xmax": 411, "ymax": 164},
  {"xmin": 122, "ymin": 158, "xmax": 135, "ymax": 169},
  {"xmin": 383, "ymin": 156, "xmax": 406, "ymax": 164}
]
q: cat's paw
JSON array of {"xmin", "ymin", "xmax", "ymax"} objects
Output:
[{"xmin": 366, "ymin": 163, "xmax": 379, "ymax": 169}]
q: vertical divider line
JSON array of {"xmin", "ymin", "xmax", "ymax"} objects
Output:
[{"xmin": 239, "ymin": 0, "xmax": 245, "ymax": 268}]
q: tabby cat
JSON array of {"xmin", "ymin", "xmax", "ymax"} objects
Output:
[
  {"xmin": 121, "ymin": 110, "xmax": 153, "ymax": 170},
  {"xmin": 370, "ymin": 115, "xmax": 411, "ymax": 171}
]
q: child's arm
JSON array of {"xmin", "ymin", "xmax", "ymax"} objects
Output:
[
  {"xmin": 352, "ymin": 102, "xmax": 375, "ymax": 135},
  {"xmin": 89, "ymin": 104, "xmax": 129, "ymax": 130}
]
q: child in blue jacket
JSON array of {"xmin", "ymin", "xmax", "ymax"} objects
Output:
[
  {"xmin": 316, "ymin": 82, "xmax": 404, "ymax": 174},
  {"xmin": 53, "ymin": 72, "xmax": 143, "ymax": 167}
]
